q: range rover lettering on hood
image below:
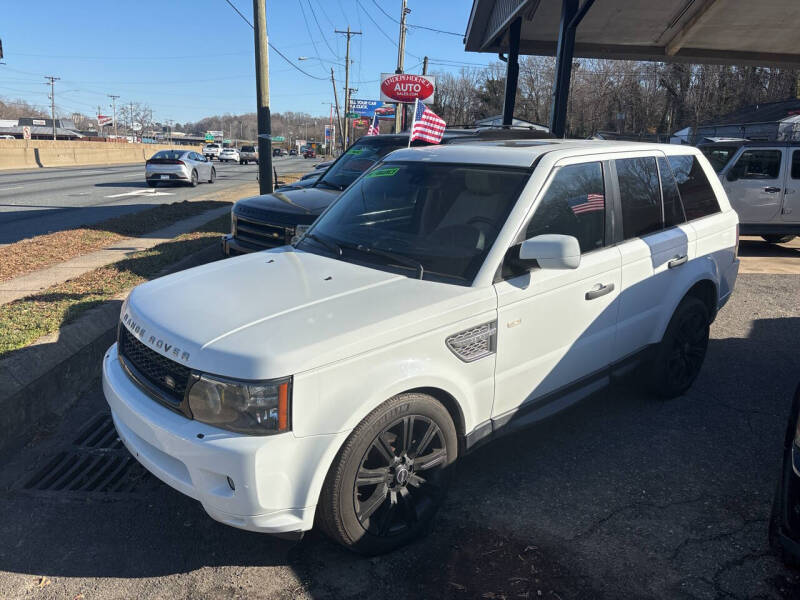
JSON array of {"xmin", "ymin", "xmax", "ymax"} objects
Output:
[{"xmin": 122, "ymin": 312, "xmax": 190, "ymax": 362}]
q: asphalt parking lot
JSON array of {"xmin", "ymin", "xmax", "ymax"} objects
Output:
[{"xmin": 0, "ymin": 259, "xmax": 798, "ymax": 598}]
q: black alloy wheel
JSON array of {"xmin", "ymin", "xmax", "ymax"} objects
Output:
[
  {"xmin": 647, "ymin": 296, "xmax": 710, "ymax": 398},
  {"xmin": 318, "ymin": 393, "xmax": 457, "ymax": 555}
]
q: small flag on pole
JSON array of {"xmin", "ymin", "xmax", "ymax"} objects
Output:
[
  {"xmin": 408, "ymin": 98, "xmax": 446, "ymax": 147},
  {"xmin": 367, "ymin": 114, "xmax": 380, "ymax": 136}
]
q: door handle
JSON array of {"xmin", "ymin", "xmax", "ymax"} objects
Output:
[
  {"xmin": 585, "ymin": 282, "xmax": 614, "ymax": 300},
  {"xmin": 668, "ymin": 255, "xmax": 688, "ymax": 269},
  {"xmin": 764, "ymin": 186, "xmax": 781, "ymax": 193}
]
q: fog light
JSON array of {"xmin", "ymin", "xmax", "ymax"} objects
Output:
[{"xmin": 227, "ymin": 476, "xmax": 235, "ymax": 491}]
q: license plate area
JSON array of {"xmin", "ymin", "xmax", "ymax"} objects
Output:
[{"xmin": 160, "ymin": 175, "xmax": 169, "ymax": 180}]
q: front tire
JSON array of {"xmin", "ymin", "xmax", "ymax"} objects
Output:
[
  {"xmin": 762, "ymin": 235, "xmax": 796, "ymax": 244},
  {"xmin": 317, "ymin": 393, "xmax": 457, "ymax": 555},
  {"xmin": 646, "ymin": 296, "xmax": 710, "ymax": 399}
]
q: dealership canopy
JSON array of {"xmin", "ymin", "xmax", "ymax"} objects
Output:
[{"xmin": 464, "ymin": 0, "xmax": 800, "ymax": 136}]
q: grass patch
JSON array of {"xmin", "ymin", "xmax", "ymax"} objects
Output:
[
  {"xmin": 0, "ymin": 215, "xmax": 229, "ymax": 356},
  {"xmin": 0, "ymin": 182, "xmax": 258, "ymax": 284}
]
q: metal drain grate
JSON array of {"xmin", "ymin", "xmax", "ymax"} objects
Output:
[{"xmin": 23, "ymin": 413, "xmax": 159, "ymax": 495}]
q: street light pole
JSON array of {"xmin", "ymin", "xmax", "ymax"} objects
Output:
[{"xmin": 45, "ymin": 76, "xmax": 60, "ymax": 140}]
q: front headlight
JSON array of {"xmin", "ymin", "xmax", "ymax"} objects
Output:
[
  {"xmin": 230, "ymin": 212, "xmax": 238, "ymax": 234},
  {"xmin": 187, "ymin": 374, "xmax": 291, "ymax": 435}
]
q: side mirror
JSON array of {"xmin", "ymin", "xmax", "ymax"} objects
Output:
[
  {"xmin": 519, "ymin": 234, "xmax": 581, "ymax": 269},
  {"xmin": 725, "ymin": 170, "xmax": 738, "ymax": 182}
]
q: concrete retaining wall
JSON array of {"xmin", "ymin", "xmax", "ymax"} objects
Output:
[{"xmin": 0, "ymin": 140, "xmax": 202, "ymax": 170}]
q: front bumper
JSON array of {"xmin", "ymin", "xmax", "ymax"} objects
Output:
[
  {"xmin": 221, "ymin": 233, "xmax": 262, "ymax": 256},
  {"xmin": 102, "ymin": 343, "xmax": 337, "ymax": 534}
]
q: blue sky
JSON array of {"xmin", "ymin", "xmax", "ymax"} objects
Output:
[{"xmin": 0, "ymin": 0, "xmax": 493, "ymax": 124}]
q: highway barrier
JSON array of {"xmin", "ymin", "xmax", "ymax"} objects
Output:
[{"xmin": 0, "ymin": 139, "xmax": 202, "ymax": 170}]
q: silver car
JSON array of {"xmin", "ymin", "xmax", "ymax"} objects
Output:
[{"xmin": 146, "ymin": 149, "xmax": 216, "ymax": 187}]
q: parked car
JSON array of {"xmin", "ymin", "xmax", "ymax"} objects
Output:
[
  {"xmin": 699, "ymin": 140, "xmax": 800, "ymax": 243},
  {"xmin": 303, "ymin": 148, "xmax": 316, "ymax": 159},
  {"xmin": 223, "ymin": 128, "xmax": 553, "ymax": 255},
  {"xmin": 105, "ymin": 141, "xmax": 738, "ymax": 554},
  {"xmin": 281, "ymin": 148, "xmax": 289, "ymax": 156},
  {"xmin": 203, "ymin": 143, "xmax": 222, "ymax": 160},
  {"xmin": 273, "ymin": 148, "xmax": 282, "ymax": 157},
  {"xmin": 145, "ymin": 149, "xmax": 215, "ymax": 187},
  {"xmin": 290, "ymin": 149, "xmax": 298, "ymax": 156},
  {"xmin": 770, "ymin": 382, "xmax": 800, "ymax": 567},
  {"xmin": 239, "ymin": 145, "xmax": 258, "ymax": 165},
  {"xmin": 219, "ymin": 147, "xmax": 240, "ymax": 163},
  {"xmin": 315, "ymin": 159, "xmax": 334, "ymax": 170}
]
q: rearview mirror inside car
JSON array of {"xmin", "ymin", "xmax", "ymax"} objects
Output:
[{"xmin": 519, "ymin": 234, "xmax": 581, "ymax": 269}]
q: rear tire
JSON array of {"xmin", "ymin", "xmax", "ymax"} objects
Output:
[
  {"xmin": 189, "ymin": 170, "xmax": 198, "ymax": 187},
  {"xmin": 762, "ymin": 235, "xmax": 796, "ymax": 244},
  {"xmin": 645, "ymin": 296, "xmax": 710, "ymax": 399},
  {"xmin": 317, "ymin": 393, "xmax": 457, "ymax": 555},
  {"xmin": 146, "ymin": 180, "xmax": 157, "ymax": 188},
  {"xmin": 207, "ymin": 168, "xmax": 216, "ymax": 184}
]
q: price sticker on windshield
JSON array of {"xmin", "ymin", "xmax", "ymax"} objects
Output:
[
  {"xmin": 347, "ymin": 148, "xmax": 364, "ymax": 155},
  {"xmin": 366, "ymin": 167, "xmax": 400, "ymax": 178}
]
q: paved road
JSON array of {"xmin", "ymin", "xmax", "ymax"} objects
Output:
[
  {"xmin": 0, "ymin": 155, "xmax": 324, "ymax": 244},
  {"xmin": 0, "ymin": 272, "xmax": 798, "ymax": 599}
]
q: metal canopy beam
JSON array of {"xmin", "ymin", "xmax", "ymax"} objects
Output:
[
  {"xmin": 502, "ymin": 18, "xmax": 522, "ymax": 126},
  {"xmin": 665, "ymin": 0, "xmax": 724, "ymax": 56}
]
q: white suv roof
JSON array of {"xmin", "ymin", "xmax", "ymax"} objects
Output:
[{"xmin": 387, "ymin": 139, "xmax": 700, "ymax": 168}]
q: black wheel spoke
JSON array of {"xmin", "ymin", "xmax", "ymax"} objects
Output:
[
  {"xmin": 357, "ymin": 485, "xmax": 388, "ymax": 521},
  {"xmin": 416, "ymin": 448, "xmax": 446, "ymax": 471},
  {"xmin": 374, "ymin": 432, "xmax": 396, "ymax": 463},
  {"xmin": 401, "ymin": 416, "xmax": 415, "ymax": 454},
  {"xmin": 399, "ymin": 486, "xmax": 418, "ymax": 524},
  {"xmin": 408, "ymin": 473, "xmax": 426, "ymax": 488},
  {"xmin": 357, "ymin": 466, "xmax": 389, "ymax": 486},
  {"xmin": 413, "ymin": 422, "xmax": 438, "ymax": 458}
]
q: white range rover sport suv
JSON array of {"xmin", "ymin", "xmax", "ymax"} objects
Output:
[{"xmin": 103, "ymin": 140, "xmax": 739, "ymax": 555}]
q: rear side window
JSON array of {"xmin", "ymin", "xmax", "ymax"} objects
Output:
[
  {"xmin": 525, "ymin": 162, "xmax": 605, "ymax": 253},
  {"xmin": 616, "ymin": 157, "xmax": 662, "ymax": 239},
  {"xmin": 792, "ymin": 150, "xmax": 800, "ymax": 179},
  {"xmin": 658, "ymin": 157, "xmax": 686, "ymax": 228},
  {"xmin": 731, "ymin": 149, "xmax": 781, "ymax": 179},
  {"xmin": 667, "ymin": 155, "xmax": 720, "ymax": 220}
]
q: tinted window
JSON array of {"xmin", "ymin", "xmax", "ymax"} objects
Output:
[
  {"xmin": 658, "ymin": 156, "xmax": 686, "ymax": 228},
  {"xmin": 152, "ymin": 150, "xmax": 184, "ymax": 160},
  {"xmin": 616, "ymin": 157, "xmax": 662, "ymax": 239},
  {"xmin": 699, "ymin": 145, "xmax": 740, "ymax": 172},
  {"xmin": 525, "ymin": 162, "xmax": 605, "ymax": 253},
  {"xmin": 668, "ymin": 155, "xmax": 720, "ymax": 220},
  {"xmin": 304, "ymin": 162, "xmax": 530, "ymax": 284},
  {"xmin": 792, "ymin": 150, "xmax": 800, "ymax": 179},
  {"xmin": 731, "ymin": 149, "xmax": 782, "ymax": 179},
  {"xmin": 242, "ymin": 145, "xmax": 255, "ymax": 152}
]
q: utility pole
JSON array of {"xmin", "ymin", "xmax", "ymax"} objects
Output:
[
  {"xmin": 330, "ymin": 68, "xmax": 345, "ymax": 152},
  {"xmin": 422, "ymin": 56, "xmax": 429, "ymax": 75},
  {"xmin": 44, "ymin": 76, "xmax": 60, "ymax": 140},
  {"xmin": 97, "ymin": 105, "xmax": 103, "ymax": 137},
  {"xmin": 129, "ymin": 102, "xmax": 135, "ymax": 141},
  {"xmin": 108, "ymin": 94, "xmax": 119, "ymax": 139},
  {"xmin": 394, "ymin": 0, "xmax": 409, "ymax": 132},
  {"xmin": 253, "ymin": 0, "xmax": 273, "ymax": 193},
  {"xmin": 335, "ymin": 26, "xmax": 362, "ymax": 148}
]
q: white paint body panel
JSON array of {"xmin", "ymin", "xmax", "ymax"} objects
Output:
[{"xmin": 103, "ymin": 141, "xmax": 739, "ymax": 534}]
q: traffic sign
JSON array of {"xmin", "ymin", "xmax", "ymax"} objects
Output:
[
  {"xmin": 131, "ymin": 122, "xmax": 142, "ymax": 132},
  {"xmin": 273, "ymin": 135, "xmax": 285, "ymax": 142},
  {"xmin": 204, "ymin": 133, "xmax": 214, "ymax": 142},
  {"xmin": 223, "ymin": 139, "xmax": 231, "ymax": 144},
  {"xmin": 345, "ymin": 112, "xmax": 359, "ymax": 119}
]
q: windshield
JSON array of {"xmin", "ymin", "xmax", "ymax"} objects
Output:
[
  {"xmin": 317, "ymin": 141, "xmax": 407, "ymax": 190},
  {"xmin": 152, "ymin": 150, "xmax": 185, "ymax": 160},
  {"xmin": 300, "ymin": 161, "xmax": 530, "ymax": 284},
  {"xmin": 700, "ymin": 145, "xmax": 740, "ymax": 172}
]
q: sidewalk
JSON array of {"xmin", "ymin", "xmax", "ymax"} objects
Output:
[{"xmin": 0, "ymin": 205, "xmax": 230, "ymax": 306}]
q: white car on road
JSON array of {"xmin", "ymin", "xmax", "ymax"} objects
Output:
[
  {"xmin": 104, "ymin": 140, "xmax": 739, "ymax": 554},
  {"xmin": 202, "ymin": 143, "xmax": 222, "ymax": 160},
  {"xmin": 219, "ymin": 148, "xmax": 240, "ymax": 163}
]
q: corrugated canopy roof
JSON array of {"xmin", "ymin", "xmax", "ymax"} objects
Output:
[{"xmin": 465, "ymin": 0, "xmax": 800, "ymax": 66}]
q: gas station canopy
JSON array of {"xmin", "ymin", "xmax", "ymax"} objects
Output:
[
  {"xmin": 465, "ymin": 0, "xmax": 800, "ymax": 66},
  {"xmin": 464, "ymin": 0, "xmax": 800, "ymax": 136}
]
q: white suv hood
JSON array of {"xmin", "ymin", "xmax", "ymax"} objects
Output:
[{"xmin": 122, "ymin": 247, "xmax": 494, "ymax": 379}]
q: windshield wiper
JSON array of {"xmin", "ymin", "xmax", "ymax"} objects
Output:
[
  {"xmin": 338, "ymin": 241, "xmax": 425, "ymax": 280},
  {"xmin": 315, "ymin": 180, "xmax": 344, "ymax": 191},
  {"xmin": 305, "ymin": 233, "xmax": 341, "ymax": 256}
]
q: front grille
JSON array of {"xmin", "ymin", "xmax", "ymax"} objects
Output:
[
  {"xmin": 118, "ymin": 325, "xmax": 191, "ymax": 404},
  {"xmin": 234, "ymin": 215, "xmax": 293, "ymax": 249}
]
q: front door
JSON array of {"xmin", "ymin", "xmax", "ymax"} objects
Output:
[
  {"xmin": 493, "ymin": 160, "xmax": 621, "ymax": 425},
  {"xmin": 722, "ymin": 147, "xmax": 785, "ymax": 224},
  {"xmin": 781, "ymin": 149, "xmax": 800, "ymax": 223}
]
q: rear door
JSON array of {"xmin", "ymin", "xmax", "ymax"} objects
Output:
[
  {"xmin": 613, "ymin": 154, "xmax": 696, "ymax": 359},
  {"xmin": 781, "ymin": 149, "xmax": 800, "ymax": 223},
  {"xmin": 722, "ymin": 147, "xmax": 785, "ymax": 224}
]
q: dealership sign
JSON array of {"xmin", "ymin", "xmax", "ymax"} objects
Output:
[{"xmin": 380, "ymin": 73, "xmax": 435, "ymax": 105}]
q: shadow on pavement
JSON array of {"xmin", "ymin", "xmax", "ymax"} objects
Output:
[{"xmin": 738, "ymin": 238, "xmax": 800, "ymax": 259}]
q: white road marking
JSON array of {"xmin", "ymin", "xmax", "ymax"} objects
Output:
[
  {"xmin": 105, "ymin": 189, "xmax": 175, "ymax": 199},
  {"xmin": 122, "ymin": 173, "xmax": 144, "ymax": 178},
  {"xmin": 0, "ymin": 186, "xmax": 24, "ymax": 192}
]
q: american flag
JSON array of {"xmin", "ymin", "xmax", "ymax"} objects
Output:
[
  {"xmin": 367, "ymin": 114, "xmax": 380, "ymax": 136},
  {"xmin": 409, "ymin": 99, "xmax": 446, "ymax": 145},
  {"xmin": 568, "ymin": 193, "xmax": 605, "ymax": 215}
]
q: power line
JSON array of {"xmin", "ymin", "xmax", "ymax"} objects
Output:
[
  {"xmin": 370, "ymin": 0, "xmax": 463, "ymax": 36},
  {"xmin": 355, "ymin": 0, "xmax": 420, "ymax": 60},
  {"xmin": 307, "ymin": 0, "xmax": 338, "ymax": 58},
  {"xmin": 298, "ymin": 0, "xmax": 327, "ymax": 72},
  {"xmin": 221, "ymin": 0, "xmax": 328, "ymax": 81}
]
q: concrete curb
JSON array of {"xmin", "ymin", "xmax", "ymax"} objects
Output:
[{"xmin": 0, "ymin": 239, "xmax": 223, "ymax": 459}]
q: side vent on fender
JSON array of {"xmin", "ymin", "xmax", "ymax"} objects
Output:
[{"xmin": 446, "ymin": 321, "xmax": 497, "ymax": 362}]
